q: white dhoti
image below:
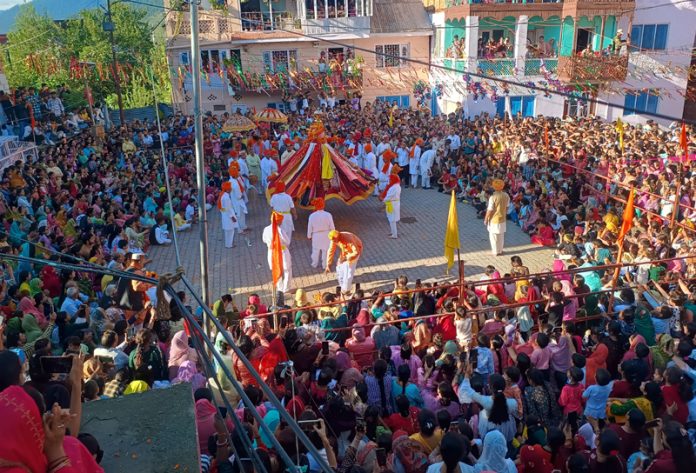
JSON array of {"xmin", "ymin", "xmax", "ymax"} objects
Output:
[
  {"xmin": 232, "ymin": 200, "xmax": 247, "ymax": 231},
  {"xmin": 224, "ymin": 229, "xmax": 236, "ymax": 248},
  {"xmin": 311, "ymin": 233, "xmax": 330, "ymax": 268},
  {"xmin": 421, "ymin": 172, "xmax": 431, "ymax": 189},
  {"xmin": 410, "ymin": 173, "xmax": 419, "ymax": 188},
  {"xmin": 336, "ymin": 260, "xmax": 357, "ymax": 294},
  {"xmin": 266, "ymin": 249, "xmax": 292, "ymax": 293},
  {"xmin": 487, "ymin": 222, "xmax": 506, "ymax": 256}
]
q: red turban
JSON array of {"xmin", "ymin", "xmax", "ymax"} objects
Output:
[{"xmin": 311, "ymin": 197, "xmax": 325, "ymax": 210}]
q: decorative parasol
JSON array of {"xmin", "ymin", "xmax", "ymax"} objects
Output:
[
  {"xmin": 254, "ymin": 107, "xmax": 288, "ymax": 124},
  {"xmin": 222, "ymin": 114, "xmax": 257, "ymax": 132},
  {"xmin": 267, "ymin": 120, "xmax": 376, "ymax": 209}
]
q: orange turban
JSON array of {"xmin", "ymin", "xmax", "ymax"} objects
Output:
[
  {"xmin": 383, "ymin": 149, "xmax": 397, "ymax": 160},
  {"xmin": 229, "ymin": 167, "xmax": 240, "ymax": 178},
  {"xmin": 311, "ymin": 197, "xmax": 325, "ymax": 210},
  {"xmin": 416, "ymin": 138, "xmax": 424, "ymax": 145},
  {"xmin": 364, "ymin": 143, "xmax": 372, "ymax": 153},
  {"xmin": 229, "ymin": 150, "xmax": 238, "ymax": 157},
  {"xmin": 218, "ymin": 181, "xmax": 232, "ymax": 209},
  {"xmin": 274, "ymin": 181, "xmax": 286, "ymax": 193}
]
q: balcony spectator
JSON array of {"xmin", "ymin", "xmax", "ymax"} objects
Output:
[{"xmin": 446, "ymin": 35, "xmax": 465, "ymax": 59}]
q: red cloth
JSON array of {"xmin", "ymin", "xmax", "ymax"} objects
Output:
[
  {"xmin": 644, "ymin": 450, "xmax": 676, "ymax": 473},
  {"xmin": 195, "ymin": 398, "xmax": 233, "ymax": 455},
  {"xmin": 40, "ymin": 265, "xmax": 63, "ymax": 298},
  {"xmin": 586, "ymin": 343, "xmax": 608, "ymax": 386},
  {"xmin": 531, "ymin": 225, "xmax": 556, "ymax": 246},
  {"xmin": 383, "ymin": 407, "xmax": 421, "ymax": 435},
  {"xmin": 63, "ymin": 435, "xmax": 105, "ymax": 473},
  {"xmin": 662, "ymin": 384, "xmax": 688, "ymax": 424},
  {"xmin": 519, "ymin": 444, "xmax": 553, "ymax": 473},
  {"xmin": 0, "ymin": 386, "xmax": 49, "ymax": 473}
]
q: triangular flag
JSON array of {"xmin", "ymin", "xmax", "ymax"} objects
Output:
[
  {"xmin": 271, "ymin": 213, "xmax": 284, "ymax": 287},
  {"xmin": 616, "ymin": 117, "xmax": 624, "ymax": 152},
  {"xmin": 617, "ymin": 187, "xmax": 635, "ymax": 246},
  {"xmin": 444, "ymin": 190, "xmax": 460, "ymax": 272}
]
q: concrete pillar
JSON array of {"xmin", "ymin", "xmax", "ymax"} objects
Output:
[
  {"xmin": 464, "ymin": 16, "xmax": 479, "ymax": 71},
  {"xmin": 514, "ymin": 15, "xmax": 529, "ymax": 75}
]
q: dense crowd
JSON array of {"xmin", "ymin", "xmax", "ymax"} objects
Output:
[{"xmin": 0, "ymin": 94, "xmax": 695, "ymax": 473}]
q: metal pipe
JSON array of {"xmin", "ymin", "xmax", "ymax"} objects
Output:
[
  {"xmin": 107, "ymin": 0, "xmax": 126, "ymax": 125},
  {"xmin": 189, "ymin": 0, "xmax": 212, "ymax": 326}
]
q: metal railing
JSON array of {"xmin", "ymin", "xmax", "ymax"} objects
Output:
[
  {"xmin": 478, "ymin": 58, "xmax": 515, "ymax": 76},
  {"xmin": 524, "ymin": 57, "xmax": 558, "ymax": 75},
  {"xmin": 240, "ymin": 12, "xmax": 299, "ymax": 31}
]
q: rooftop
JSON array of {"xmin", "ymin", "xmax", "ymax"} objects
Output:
[{"xmin": 371, "ymin": 0, "xmax": 432, "ymax": 34}]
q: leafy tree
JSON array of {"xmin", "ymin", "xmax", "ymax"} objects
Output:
[{"xmin": 3, "ymin": 3, "xmax": 171, "ymax": 108}]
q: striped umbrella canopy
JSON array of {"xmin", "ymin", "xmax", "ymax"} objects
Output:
[{"xmin": 254, "ymin": 107, "xmax": 288, "ymax": 124}]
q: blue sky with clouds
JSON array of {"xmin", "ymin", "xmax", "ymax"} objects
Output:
[{"xmin": 0, "ymin": 0, "xmax": 24, "ymax": 10}]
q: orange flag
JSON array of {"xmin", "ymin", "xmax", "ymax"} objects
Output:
[
  {"xmin": 617, "ymin": 188, "xmax": 635, "ymax": 246},
  {"xmin": 680, "ymin": 122, "xmax": 688, "ymax": 162},
  {"xmin": 271, "ymin": 213, "xmax": 284, "ymax": 287}
]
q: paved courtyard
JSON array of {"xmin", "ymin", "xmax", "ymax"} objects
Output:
[{"xmin": 149, "ymin": 187, "xmax": 556, "ymax": 305}]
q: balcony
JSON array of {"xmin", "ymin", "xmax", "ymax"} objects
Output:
[
  {"xmin": 524, "ymin": 57, "xmax": 558, "ymax": 75},
  {"xmin": 240, "ymin": 12, "xmax": 300, "ymax": 32},
  {"xmin": 557, "ymin": 54, "xmax": 628, "ymax": 82},
  {"xmin": 445, "ymin": 0, "xmax": 564, "ymax": 21},
  {"xmin": 478, "ymin": 58, "xmax": 515, "ymax": 76},
  {"xmin": 302, "ymin": 15, "xmax": 370, "ymax": 35}
]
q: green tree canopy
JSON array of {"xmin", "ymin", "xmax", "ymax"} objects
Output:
[{"xmin": 4, "ymin": 3, "xmax": 171, "ymax": 109}]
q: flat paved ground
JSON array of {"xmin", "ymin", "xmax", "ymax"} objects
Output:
[{"xmin": 149, "ymin": 187, "xmax": 556, "ymax": 305}]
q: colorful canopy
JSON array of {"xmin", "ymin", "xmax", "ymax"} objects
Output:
[
  {"xmin": 254, "ymin": 108, "xmax": 288, "ymax": 124},
  {"xmin": 222, "ymin": 114, "xmax": 256, "ymax": 132},
  {"xmin": 267, "ymin": 121, "xmax": 376, "ymax": 209}
]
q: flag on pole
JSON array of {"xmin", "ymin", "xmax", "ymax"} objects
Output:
[
  {"xmin": 271, "ymin": 212, "xmax": 284, "ymax": 287},
  {"xmin": 617, "ymin": 187, "xmax": 635, "ymax": 246},
  {"xmin": 444, "ymin": 190, "xmax": 460, "ymax": 272},
  {"xmin": 680, "ymin": 122, "xmax": 688, "ymax": 163},
  {"xmin": 388, "ymin": 108, "xmax": 394, "ymax": 128},
  {"xmin": 616, "ymin": 118, "xmax": 624, "ymax": 152}
]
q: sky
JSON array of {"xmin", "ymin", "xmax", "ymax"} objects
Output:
[{"xmin": 0, "ymin": 0, "xmax": 24, "ymax": 10}]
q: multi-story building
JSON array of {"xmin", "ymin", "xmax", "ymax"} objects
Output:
[
  {"xmin": 598, "ymin": 0, "xmax": 696, "ymax": 125},
  {"xmin": 426, "ymin": 0, "xmax": 635, "ymax": 119},
  {"xmin": 165, "ymin": 0, "xmax": 432, "ymax": 114}
]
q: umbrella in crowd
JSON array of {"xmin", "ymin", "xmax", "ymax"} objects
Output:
[
  {"xmin": 254, "ymin": 107, "xmax": 288, "ymax": 124},
  {"xmin": 222, "ymin": 114, "xmax": 257, "ymax": 132}
]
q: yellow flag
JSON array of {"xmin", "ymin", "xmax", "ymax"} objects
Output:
[
  {"xmin": 616, "ymin": 117, "xmax": 624, "ymax": 152},
  {"xmin": 444, "ymin": 190, "xmax": 460, "ymax": 271},
  {"xmin": 321, "ymin": 144, "xmax": 334, "ymax": 180},
  {"xmin": 389, "ymin": 108, "xmax": 394, "ymax": 128}
]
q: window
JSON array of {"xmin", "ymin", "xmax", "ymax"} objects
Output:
[
  {"xmin": 376, "ymin": 95, "xmax": 410, "ymax": 108},
  {"xmin": 623, "ymin": 89, "xmax": 659, "ymax": 115},
  {"xmin": 263, "ymin": 50, "xmax": 298, "ymax": 73},
  {"xmin": 201, "ymin": 49, "xmax": 232, "ymax": 73},
  {"xmin": 630, "ymin": 24, "xmax": 668, "ymax": 51},
  {"xmin": 179, "ymin": 52, "xmax": 189, "ymax": 66},
  {"xmin": 375, "ymin": 44, "xmax": 409, "ymax": 68},
  {"xmin": 229, "ymin": 49, "xmax": 242, "ymax": 74}
]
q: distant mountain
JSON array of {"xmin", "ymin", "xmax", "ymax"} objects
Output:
[{"xmin": 0, "ymin": 0, "xmax": 164, "ymax": 33}]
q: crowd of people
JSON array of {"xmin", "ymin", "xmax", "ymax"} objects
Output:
[{"xmin": 0, "ymin": 91, "xmax": 695, "ymax": 473}]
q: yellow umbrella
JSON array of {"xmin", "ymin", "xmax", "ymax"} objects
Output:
[{"xmin": 254, "ymin": 107, "xmax": 288, "ymax": 124}]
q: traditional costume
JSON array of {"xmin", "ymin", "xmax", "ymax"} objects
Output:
[
  {"xmin": 218, "ymin": 181, "xmax": 238, "ymax": 248},
  {"xmin": 262, "ymin": 213, "xmax": 292, "ymax": 293},
  {"xmin": 381, "ymin": 174, "xmax": 401, "ymax": 238},
  {"xmin": 486, "ymin": 179, "xmax": 510, "ymax": 256},
  {"xmin": 269, "ymin": 181, "xmax": 295, "ymax": 242},
  {"xmin": 419, "ymin": 148, "xmax": 435, "ymax": 189},
  {"xmin": 326, "ymin": 230, "xmax": 363, "ymax": 294},
  {"xmin": 409, "ymin": 138, "xmax": 423, "ymax": 188},
  {"xmin": 306, "ymin": 197, "xmax": 335, "ymax": 268},
  {"xmin": 228, "ymin": 164, "xmax": 248, "ymax": 232}
]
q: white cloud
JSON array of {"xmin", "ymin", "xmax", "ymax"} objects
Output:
[{"xmin": 0, "ymin": 0, "xmax": 25, "ymax": 11}]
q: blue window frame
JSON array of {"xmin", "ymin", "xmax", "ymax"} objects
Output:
[
  {"xmin": 376, "ymin": 95, "xmax": 410, "ymax": 108},
  {"xmin": 623, "ymin": 90, "xmax": 659, "ymax": 115},
  {"xmin": 495, "ymin": 96, "xmax": 535, "ymax": 117},
  {"xmin": 630, "ymin": 24, "xmax": 668, "ymax": 51}
]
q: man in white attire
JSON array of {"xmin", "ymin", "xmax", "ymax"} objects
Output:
[
  {"xmin": 306, "ymin": 197, "xmax": 335, "ymax": 269},
  {"xmin": 218, "ymin": 181, "xmax": 238, "ymax": 248}
]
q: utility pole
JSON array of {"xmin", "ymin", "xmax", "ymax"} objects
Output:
[
  {"xmin": 190, "ymin": 0, "xmax": 211, "ymax": 316},
  {"xmin": 105, "ymin": 0, "xmax": 125, "ymax": 125}
]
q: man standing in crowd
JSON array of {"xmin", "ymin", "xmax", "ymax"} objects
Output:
[
  {"xmin": 307, "ymin": 197, "xmax": 335, "ymax": 269},
  {"xmin": 325, "ymin": 230, "xmax": 363, "ymax": 295},
  {"xmin": 269, "ymin": 181, "xmax": 296, "ymax": 243},
  {"xmin": 262, "ymin": 213, "xmax": 292, "ymax": 294},
  {"xmin": 484, "ymin": 178, "xmax": 510, "ymax": 256}
]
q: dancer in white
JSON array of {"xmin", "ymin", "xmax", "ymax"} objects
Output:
[
  {"xmin": 306, "ymin": 197, "xmax": 335, "ymax": 268},
  {"xmin": 262, "ymin": 213, "xmax": 292, "ymax": 293},
  {"xmin": 260, "ymin": 149, "xmax": 278, "ymax": 191},
  {"xmin": 363, "ymin": 143, "xmax": 379, "ymax": 196},
  {"xmin": 409, "ymin": 138, "xmax": 423, "ymax": 188},
  {"xmin": 419, "ymin": 147, "xmax": 436, "ymax": 189},
  {"xmin": 218, "ymin": 181, "xmax": 238, "ymax": 248},
  {"xmin": 269, "ymin": 181, "xmax": 296, "ymax": 243},
  {"xmin": 381, "ymin": 174, "xmax": 401, "ymax": 239},
  {"xmin": 228, "ymin": 164, "xmax": 248, "ymax": 233}
]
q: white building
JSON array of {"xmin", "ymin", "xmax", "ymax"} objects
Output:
[{"xmin": 599, "ymin": 0, "xmax": 696, "ymax": 126}]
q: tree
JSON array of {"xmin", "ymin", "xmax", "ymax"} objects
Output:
[{"xmin": 3, "ymin": 3, "xmax": 171, "ymax": 108}]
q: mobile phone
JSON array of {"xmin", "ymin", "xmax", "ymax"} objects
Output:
[
  {"xmin": 375, "ymin": 448, "xmax": 387, "ymax": 467},
  {"xmin": 321, "ymin": 341, "xmax": 329, "ymax": 355},
  {"xmin": 41, "ymin": 356, "xmax": 73, "ymax": 374},
  {"xmin": 335, "ymin": 286, "xmax": 342, "ymax": 297},
  {"xmin": 280, "ymin": 315, "xmax": 288, "ymax": 329},
  {"xmin": 645, "ymin": 419, "xmax": 660, "ymax": 429},
  {"xmin": 298, "ymin": 419, "xmax": 322, "ymax": 429}
]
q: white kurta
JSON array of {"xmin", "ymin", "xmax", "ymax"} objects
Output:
[
  {"xmin": 270, "ymin": 192, "xmax": 295, "ymax": 236},
  {"xmin": 364, "ymin": 152, "xmax": 378, "ymax": 178},
  {"xmin": 260, "ymin": 157, "xmax": 278, "ymax": 190},
  {"xmin": 419, "ymin": 149, "xmax": 435, "ymax": 188},
  {"xmin": 229, "ymin": 178, "xmax": 248, "ymax": 231},
  {"xmin": 307, "ymin": 209, "xmax": 335, "ymax": 268},
  {"xmin": 261, "ymin": 224, "xmax": 292, "ymax": 292},
  {"xmin": 409, "ymin": 146, "xmax": 421, "ymax": 175},
  {"xmin": 378, "ymin": 164, "xmax": 392, "ymax": 192},
  {"xmin": 384, "ymin": 184, "xmax": 401, "ymax": 223},
  {"xmin": 219, "ymin": 192, "xmax": 238, "ymax": 248}
]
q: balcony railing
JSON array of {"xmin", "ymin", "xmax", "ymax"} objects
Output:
[
  {"xmin": 241, "ymin": 12, "xmax": 299, "ymax": 31},
  {"xmin": 478, "ymin": 58, "xmax": 515, "ymax": 76},
  {"xmin": 524, "ymin": 57, "xmax": 558, "ymax": 75},
  {"xmin": 557, "ymin": 54, "xmax": 628, "ymax": 82},
  {"xmin": 443, "ymin": 58, "xmax": 468, "ymax": 72}
]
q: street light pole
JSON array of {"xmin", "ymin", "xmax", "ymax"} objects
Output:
[
  {"xmin": 190, "ymin": 0, "xmax": 211, "ymax": 316},
  {"xmin": 106, "ymin": 0, "xmax": 126, "ymax": 125}
]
